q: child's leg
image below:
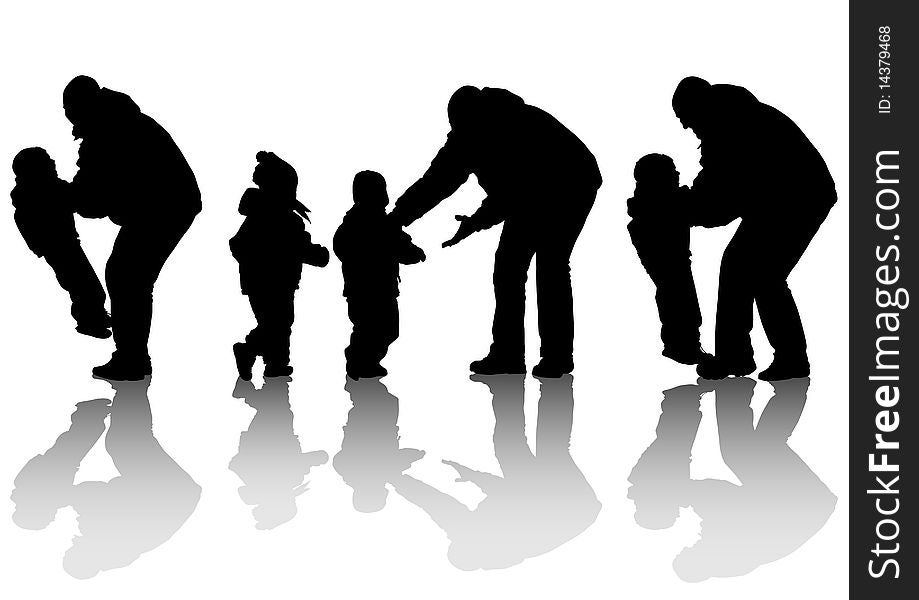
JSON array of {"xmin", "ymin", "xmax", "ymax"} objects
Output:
[
  {"xmin": 262, "ymin": 291, "xmax": 295, "ymax": 373},
  {"xmin": 345, "ymin": 296, "xmax": 370, "ymax": 370},
  {"xmin": 368, "ymin": 294, "xmax": 400, "ymax": 367},
  {"xmin": 45, "ymin": 245, "xmax": 108, "ymax": 327},
  {"xmin": 657, "ymin": 262, "xmax": 702, "ymax": 352},
  {"xmin": 245, "ymin": 292, "xmax": 269, "ymax": 357}
]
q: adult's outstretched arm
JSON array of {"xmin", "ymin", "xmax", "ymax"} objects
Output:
[
  {"xmin": 390, "ymin": 132, "xmax": 472, "ymax": 227},
  {"xmin": 685, "ymin": 174, "xmax": 743, "ymax": 228}
]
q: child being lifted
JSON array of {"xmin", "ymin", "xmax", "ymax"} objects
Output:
[
  {"xmin": 627, "ymin": 153, "xmax": 707, "ymax": 365},
  {"xmin": 11, "ymin": 147, "xmax": 111, "ymax": 339}
]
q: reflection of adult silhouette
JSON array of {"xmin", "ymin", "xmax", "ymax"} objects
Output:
[
  {"xmin": 390, "ymin": 86, "xmax": 602, "ymax": 378},
  {"xmin": 11, "ymin": 378, "xmax": 201, "ymax": 578},
  {"xmin": 230, "ymin": 377, "xmax": 328, "ymax": 529},
  {"xmin": 672, "ymin": 77, "xmax": 836, "ymax": 381},
  {"xmin": 628, "ymin": 377, "xmax": 836, "ymax": 582},
  {"xmin": 64, "ymin": 75, "xmax": 201, "ymax": 380},
  {"xmin": 391, "ymin": 375, "xmax": 601, "ymax": 570},
  {"xmin": 333, "ymin": 377, "xmax": 424, "ymax": 512}
]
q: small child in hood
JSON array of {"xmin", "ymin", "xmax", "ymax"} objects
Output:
[
  {"xmin": 627, "ymin": 153, "xmax": 705, "ymax": 365},
  {"xmin": 333, "ymin": 171, "xmax": 425, "ymax": 379},
  {"xmin": 230, "ymin": 151, "xmax": 329, "ymax": 380},
  {"xmin": 10, "ymin": 147, "xmax": 110, "ymax": 338}
]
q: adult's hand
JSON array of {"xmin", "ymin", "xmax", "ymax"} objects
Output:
[{"xmin": 442, "ymin": 215, "xmax": 478, "ymax": 248}]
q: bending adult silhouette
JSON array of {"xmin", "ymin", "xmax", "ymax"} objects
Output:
[
  {"xmin": 390, "ymin": 86, "xmax": 602, "ymax": 378},
  {"xmin": 333, "ymin": 377, "xmax": 425, "ymax": 513},
  {"xmin": 64, "ymin": 75, "xmax": 201, "ymax": 380},
  {"xmin": 628, "ymin": 377, "xmax": 836, "ymax": 581},
  {"xmin": 391, "ymin": 375, "xmax": 601, "ymax": 570},
  {"xmin": 229, "ymin": 376, "xmax": 328, "ymax": 529},
  {"xmin": 11, "ymin": 378, "xmax": 201, "ymax": 579},
  {"xmin": 673, "ymin": 77, "xmax": 836, "ymax": 380}
]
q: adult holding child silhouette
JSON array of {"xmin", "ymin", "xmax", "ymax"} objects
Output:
[
  {"xmin": 391, "ymin": 86, "xmax": 602, "ymax": 378},
  {"xmin": 672, "ymin": 77, "xmax": 836, "ymax": 381},
  {"xmin": 63, "ymin": 75, "xmax": 201, "ymax": 380}
]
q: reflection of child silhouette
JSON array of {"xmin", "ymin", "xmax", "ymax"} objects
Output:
[
  {"xmin": 333, "ymin": 377, "xmax": 424, "ymax": 513},
  {"xmin": 230, "ymin": 377, "xmax": 328, "ymax": 529},
  {"xmin": 333, "ymin": 171, "xmax": 425, "ymax": 379},
  {"xmin": 627, "ymin": 153, "xmax": 705, "ymax": 364},
  {"xmin": 231, "ymin": 151, "xmax": 330, "ymax": 380},
  {"xmin": 11, "ymin": 148, "xmax": 110, "ymax": 338}
]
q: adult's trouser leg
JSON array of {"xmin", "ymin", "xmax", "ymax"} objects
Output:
[
  {"xmin": 754, "ymin": 209, "xmax": 829, "ymax": 367},
  {"xmin": 534, "ymin": 190, "xmax": 595, "ymax": 361},
  {"xmin": 106, "ymin": 216, "xmax": 194, "ymax": 362},
  {"xmin": 489, "ymin": 221, "xmax": 536, "ymax": 360},
  {"xmin": 714, "ymin": 225, "xmax": 757, "ymax": 367}
]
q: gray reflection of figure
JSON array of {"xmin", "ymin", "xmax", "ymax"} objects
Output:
[
  {"xmin": 392, "ymin": 375, "xmax": 601, "ymax": 571},
  {"xmin": 11, "ymin": 378, "xmax": 201, "ymax": 579},
  {"xmin": 628, "ymin": 377, "xmax": 837, "ymax": 582},
  {"xmin": 333, "ymin": 377, "xmax": 424, "ymax": 513},
  {"xmin": 229, "ymin": 377, "xmax": 328, "ymax": 530}
]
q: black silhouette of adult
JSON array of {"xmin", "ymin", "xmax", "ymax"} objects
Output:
[
  {"xmin": 628, "ymin": 377, "xmax": 836, "ymax": 581},
  {"xmin": 229, "ymin": 376, "xmax": 328, "ymax": 529},
  {"xmin": 10, "ymin": 147, "xmax": 111, "ymax": 338},
  {"xmin": 11, "ymin": 378, "xmax": 201, "ymax": 579},
  {"xmin": 333, "ymin": 377, "xmax": 425, "ymax": 513},
  {"xmin": 334, "ymin": 171, "xmax": 425, "ymax": 379},
  {"xmin": 64, "ymin": 75, "xmax": 201, "ymax": 380},
  {"xmin": 391, "ymin": 375, "xmax": 601, "ymax": 570},
  {"xmin": 390, "ymin": 86, "xmax": 602, "ymax": 378},
  {"xmin": 673, "ymin": 77, "xmax": 836, "ymax": 380}
]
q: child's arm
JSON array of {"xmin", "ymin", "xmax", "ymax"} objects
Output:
[
  {"xmin": 300, "ymin": 230, "xmax": 330, "ymax": 268},
  {"xmin": 395, "ymin": 229, "xmax": 426, "ymax": 265}
]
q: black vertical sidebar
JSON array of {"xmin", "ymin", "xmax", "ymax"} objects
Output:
[{"xmin": 850, "ymin": 1, "xmax": 915, "ymax": 597}]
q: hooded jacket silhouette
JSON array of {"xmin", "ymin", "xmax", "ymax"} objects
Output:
[
  {"xmin": 64, "ymin": 76, "xmax": 201, "ymax": 379},
  {"xmin": 334, "ymin": 170, "xmax": 425, "ymax": 378},
  {"xmin": 626, "ymin": 153, "xmax": 703, "ymax": 363},
  {"xmin": 10, "ymin": 147, "xmax": 109, "ymax": 336},
  {"xmin": 390, "ymin": 86, "xmax": 601, "ymax": 376},
  {"xmin": 230, "ymin": 151, "xmax": 329, "ymax": 379}
]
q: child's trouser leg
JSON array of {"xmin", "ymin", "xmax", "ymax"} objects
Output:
[
  {"xmin": 45, "ymin": 245, "xmax": 108, "ymax": 327},
  {"xmin": 656, "ymin": 265, "xmax": 702, "ymax": 351},
  {"xmin": 345, "ymin": 296, "xmax": 370, "ymax": 369},
  {"xmin": 368, "ymin": 294, "xmax": 399, "ymax": 367},
  {"xmin": 248, "ymin": 290, "xmax": 295, "ymax": 369}
]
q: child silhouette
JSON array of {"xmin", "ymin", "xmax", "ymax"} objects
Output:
[
  {"xmin": 333, "ymin": 171, "xmax": 425, "ymax": 379},
  {"xmin": 627, "ymin": 153, "xmax": 706, "ymax": 364},
  {"xmin": 230, "ymin": 151, "xmax": 329, "ymax": 379},
  {"xmin": 11, "ymin": 147, "xmax": 110, "ymax": 338}
]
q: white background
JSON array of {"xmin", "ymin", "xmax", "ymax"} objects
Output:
[{"xmin": 0, "ymin": 1, "xmax": 848, "ymax": 598}]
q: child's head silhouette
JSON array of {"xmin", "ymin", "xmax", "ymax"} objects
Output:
[
  {"xmin": 633, "ymin": 153, "xmax": 679, "ymax": 195},
  {"xmin": 12, "ymin": 147, "xmax": 57, "ymax": 183},
  {"xmin": 253, "ymin": 150, "xmax": 298, "ymax": 198},
  {"xmin": 352, "ymin": 170, "xmax": 389, "ymax": 208}
]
